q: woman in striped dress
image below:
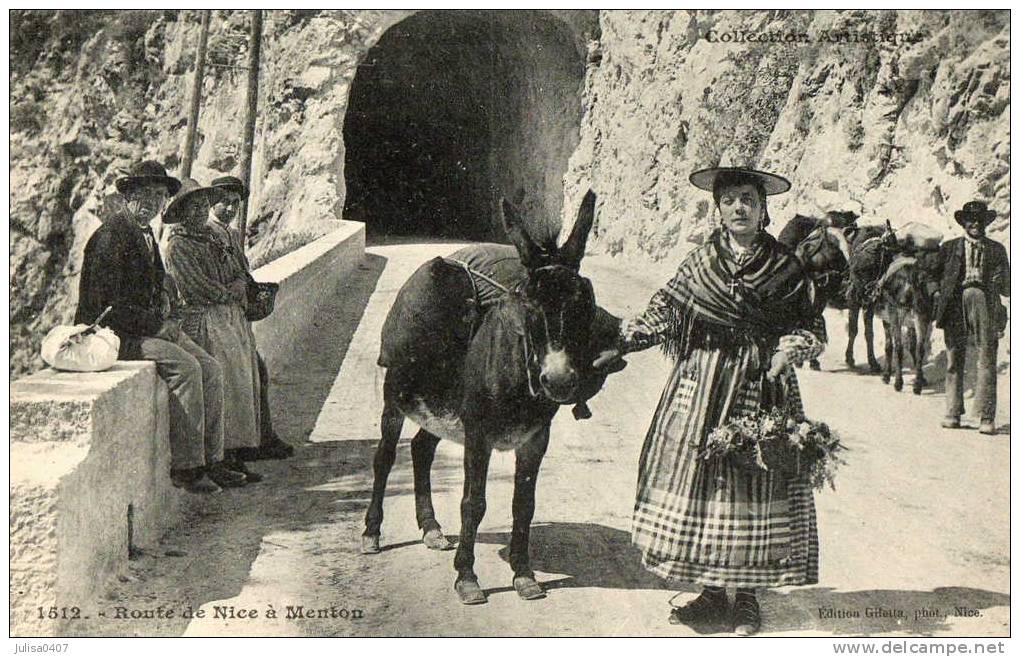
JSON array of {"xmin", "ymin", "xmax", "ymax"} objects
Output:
[
  {"xmin": 164, "ymin": 179, "xmax": 263, "ymax": 485},
  {"xmin": 598, "ymin": 167, "xmax": 825, "ymax": 635}
]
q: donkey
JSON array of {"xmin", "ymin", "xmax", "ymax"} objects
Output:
[
  {"xmin": 843, "ymin": 223, "xmax": 900, "ymax": 372},
  {"xmin": 362, "ymin": 191, "xmax": 624, "ymax": 605},
  {"xmin": 873, "ymin": 252, "xmax": 939, "ymax": 393},
  {"xmin": 779, "ymin": 215, "xmax": 852, "ymax": 370}
]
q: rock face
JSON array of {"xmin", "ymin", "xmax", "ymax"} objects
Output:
[
  {"xmin": 9, "ymin": 10, "xmax": 1009, "ymax": 375},
  {"xmin": 564, "ymin": 10, "xmax": 1009, "ymax": 278}
]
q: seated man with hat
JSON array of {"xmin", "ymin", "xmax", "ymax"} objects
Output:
[
  {"xmin": 934, "ymin": 200, "xmax": 1010, "ymax": 435},
  {"xmin": 208, "ymin": 175, "xmax": 294, "ymax": 461},
  {"xmin": 75, "ymin": 161, "xmax": 246, "ymax": 494}
]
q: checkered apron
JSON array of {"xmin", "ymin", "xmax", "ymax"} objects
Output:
[{"xmin": 631, "ymin": 344, "xmax": 819, "ymax": 589}]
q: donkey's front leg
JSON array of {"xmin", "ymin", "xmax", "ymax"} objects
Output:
[
  {"xmin": 453, "ymin": 430, "xmax": 492, "ymax": 605},
  {"xmin": 510, "ymin": 426, "xmax": 550, "ymax": 601}
]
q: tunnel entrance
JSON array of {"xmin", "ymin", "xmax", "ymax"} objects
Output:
[{"xmin": 342, "ymin": 10, "xmax": 587, "ymax": 243}]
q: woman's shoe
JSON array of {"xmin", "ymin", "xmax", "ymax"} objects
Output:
[
  {"xmin": 669, "ymin": 590, "xmax": 729, "ymax": 628},
  {"xmin": 225, "ymin": 459, "xmax": 264, "ymax": 484},
  {"xmin": 171, "ymin": 469, "xmax": 222, "ymax": 495},
  {"xmin": 207, "ymin": 462, "xmax": 247, "ymax": 488},
  {"xmin": 731, "ymin": 594, "xmax": 762, "ymax": 636}
]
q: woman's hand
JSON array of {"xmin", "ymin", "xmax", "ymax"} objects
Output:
[
  {"xmin": 156, "ymin": 319, "xmax": 181, "ymax": 342},
  {"xmin": 766, "ymin": 350, "xmax": 790, "ymax": 380},
  {"xmin": 592, "ymin": 347, "xmax": 624, "ymax": 371},
  {"xmin": 228, "ymin": 279, "xmax": 248, "ymax": 302}
]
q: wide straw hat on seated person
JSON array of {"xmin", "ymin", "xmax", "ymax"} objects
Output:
[
  {"xmin": 689, "ymin": 166, "xmax": 791, "ymax": 196},
  {"xmin": 162, "ymin": 178, "xmax": 226, "ymax": 224}
]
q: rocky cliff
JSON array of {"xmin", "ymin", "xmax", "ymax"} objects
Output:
[
  {"xmin": 9, "ymin": 10, "xmax": 1009, "ymax": 375},
  {"xmin": 564, "ymin": 9, "xmax": 1009, "ymax": 279}
]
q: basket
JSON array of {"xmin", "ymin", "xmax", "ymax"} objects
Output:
[{"xmin": 246, "ymin": 279, "xmax": 279, "ymax": 322}]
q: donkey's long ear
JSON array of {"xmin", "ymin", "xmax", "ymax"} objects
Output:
[
  {"xmin": 559, "ymin": 189, "xmax": 597, "ymax": 270},
  {"xmin": 502, "ymin": 197, "xmax": 544, "ymax": 270}
]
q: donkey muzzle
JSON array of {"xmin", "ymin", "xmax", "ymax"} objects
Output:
[{"xmin": 539, "ymin": 350, "xmax": 579, "ymax": 402}]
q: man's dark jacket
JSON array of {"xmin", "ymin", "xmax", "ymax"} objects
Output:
[
  {"xmin": 74, "ymin": 213, "xmax": 166, "ymax": 359},
  {"xmin": 933, "ymin": 236, "xmax": 1010, "ymax": 329}
]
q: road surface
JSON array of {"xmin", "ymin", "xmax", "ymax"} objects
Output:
[{"xmin": 75, "ymin": 241, "xmax": 1010, "ymax": 637}]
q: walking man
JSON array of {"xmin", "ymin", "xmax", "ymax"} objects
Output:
[
  {"xmin": 75, "ymin": 160, "xmax": 246, "ymax": 493},
  {"xmin": 935, "ymin": 200, "xmax": 1010, "ymax": 435},
  {"xmin": 208, "ymin": 175, "xmax": 294, "ymax": 460}
]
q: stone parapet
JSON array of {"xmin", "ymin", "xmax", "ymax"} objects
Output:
[{"xmin": 10, "ymin": 363, "xmax": 177, "ymax": 635}]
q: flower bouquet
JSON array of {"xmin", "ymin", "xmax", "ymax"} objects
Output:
[{"xmin": 700, "ymin": 407, "xmax": 846, "ymax": 490}]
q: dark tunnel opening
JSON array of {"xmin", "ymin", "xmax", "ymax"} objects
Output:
[{"xmin": 342, "ymin": 10, "xmax": 587, "ymax": 243}]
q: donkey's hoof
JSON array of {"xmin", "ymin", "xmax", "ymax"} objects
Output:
[
  {"xmin": 912, "ymin": 385, "xmax": 923, "ymax": 395},
  {"xmin": 845, "ymin": 356, "xmax": 856, "ymax": 369},
  {"xmin": 423, "ymin": 528, "xmax": 454, "ymax": 551},
  {"xmin": 513, "ymin": 575, "xmax": 546, "ymax": 601},
  {"xmin": 809, "ymin": 360, "xmax": 821, "ymax": 371},
  {"xmin": 361, "ymin": 535, "xmax": 381, "ymax": 555},
  {"xmin": 881, "ymin": 374, "xmax": 890, "ymax": 384},
  {"xmin": 869, "ymin": 362, "xmax": 882, "ymax": 374},
  {"xmin": 894, "ymin": 380, "xmax": 904, "ymax": 392},
  {"xmin": 455, "ymin": 578, "xmax": 487, "ymax": 605}
]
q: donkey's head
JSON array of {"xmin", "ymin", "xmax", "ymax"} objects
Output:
[
  {"xmin": 502, "ymin": 190, "xmax": 598, "ymax": 403},
  {"xmin": 796, "ymin": 225, "xmax": 851, "ymax": 275}
]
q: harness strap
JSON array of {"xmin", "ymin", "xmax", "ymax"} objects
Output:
[
  {"xmin": 443, "ymin": 257, "xmax": 543, "ymax": 399},
  {"xmin": 443, "ymin": 257, "xmax": 511, "ymax": 294}
]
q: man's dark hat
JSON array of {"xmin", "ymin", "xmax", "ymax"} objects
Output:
[
  {"xmin": 115, "ymin": 160, "xmax": 181, "ymax": 196},
  {"xmin": 162, "ymin": 178, "xmax": 226, "ymax": 224},
  {"xmin": 954, "ymin": 200, "xmax": 996, "ymax": 228},
  {"xmin": 689, "ymin": 166, "xmax": 791, "ymax": 196},
  {"xmin": 210, "ymin": 175, "xmax": 248, "ymax": 199}
]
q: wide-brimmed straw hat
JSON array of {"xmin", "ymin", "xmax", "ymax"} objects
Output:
[
  {"xmin": 115, "ymin": 160, "xmax": 181, "ymax": 196},
  {"xmin": 953, "ymin": 200, "xmax": 996, "ymax": 228},
  {"xmin": 210, "ymin": 175, "xmax": 248, "ymax": 199},
  {"xmin": 689, "ymin": 166, "xmax": 791, "ymax": 196},
  {"xmin": 162, "ymin": 178, "xmax": 226, "ymax": 224}
]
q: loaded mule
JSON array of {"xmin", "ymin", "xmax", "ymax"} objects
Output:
[
  {"xmin": 842, "ymin": 221, "xmax": 902, "ymax": 372},
  {"xmin": 872, "ymin": 224, "xmax": 943, "ymax": 394},
  {"xmin": 777, "ymin": 212, "xmax": 854, "ymax": 369},
  {"xmin": 362, "ymin": 191, "xmax": 626, "ymax": 605}
]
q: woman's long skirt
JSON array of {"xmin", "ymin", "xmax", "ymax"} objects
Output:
[
  {"xmin": 631, "ymin": 346, "xmax": 819, "ymax": 589},
  {"xmin": 181, "ymin": 304, "xmax": 260, "ymax": 450}
]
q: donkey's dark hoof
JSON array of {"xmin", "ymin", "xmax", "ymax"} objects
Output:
[
  {"xmin": 809, "ymin": 360, "xmax": 821, "ymax": 371},
  {"xmin": 361, "ymin": 534, "xmax": 381, "ymax": 555},
  {"xmin": 894, "ymin": 379, "xmax": 904, "ymax": 392},
  {"xmin": 912, "ymin": 385, "xmax": 923, "ymax": 395},
  {"xmin": 455, "ymin": 578, "xmax": 487, "ymax": 605},
  {"xmin": 423, "ymin": 528, "xmax": 454, "ymax": 551},
  {"xmin": 869, "ymin": 361, "xmax": 882, "ymax": 374},
  {"xmin": 845, "ymin": 356, "xmax": 855, "ymax": 369},
  {"xmin": 881, "ymin": 374, "xmax": 890, "ymax": 384},
  {"xmin": 513, "ymin": 575, "xmax": 546, "ymax": 601}
]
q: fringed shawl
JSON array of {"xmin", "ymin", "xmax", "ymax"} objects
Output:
[{"xmin": 655, "ymin": 229, "xmax": 817, "ymax": 363}]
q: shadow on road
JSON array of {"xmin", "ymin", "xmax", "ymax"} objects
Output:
[{"xmin": 476, "ymin": 522, "xmax": 672, "ymax": 593}]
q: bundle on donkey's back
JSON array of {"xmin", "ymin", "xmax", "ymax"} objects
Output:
[{"xmin": 364, "ymin": 190, "xmax": 628, "ymax": 605}]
